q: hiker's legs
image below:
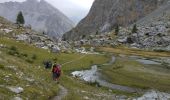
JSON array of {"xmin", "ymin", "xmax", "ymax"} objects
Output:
[
  {"xmin": 52, "ymin": 73, "xmax": 57, "ymax": 80},
  {"xmin": 55, "ymin": 73, "xmax": 60, "ymax": 82}
]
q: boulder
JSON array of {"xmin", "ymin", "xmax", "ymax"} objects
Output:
[{"xmin": 7, "ymin": 86, "xmax": 24, "ymax": 94}]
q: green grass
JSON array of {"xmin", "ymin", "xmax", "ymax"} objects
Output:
[
  {"xmin": 97, "ymin": 47, "xmax": 170, "ymax": 58},
  {"xmin": 1, "ymin": 36, "xmax": 170, "ymax": 100},
  {"xmin": 100, "ymin": 57, "xmax": 170, "ymax": 92}
]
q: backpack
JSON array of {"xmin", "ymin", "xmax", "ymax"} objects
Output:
[{"xmin": 53, "ymin": 65, "xmax": 61, "ymax": 74}]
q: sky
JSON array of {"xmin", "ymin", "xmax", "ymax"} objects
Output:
[{"xmin": 0, "ymin": 0, "xmax": 94, "ymax": 23}]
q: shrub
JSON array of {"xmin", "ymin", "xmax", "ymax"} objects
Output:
[
  {"xmin": 31, "ymin": 54, "xmax": 37, "ymax": 60},
  {"xmin": 25, "ymin": 58, "xmax": 34, "ymax": 63},
  {"xmin": 132, "ymin": 24, "xmax": 138, "ymax": 33},
  {"xmin": 0, "ymin": 64, "xmax": 5, "ymax": 69},
  {"xmin": 127, "ymin": 37, "xmax": 134, "ymax": 44},
  {"xmin": 153, "ymin": 49, "xmax": 166, "ymax": 52},
  {"xmin": 88, "ymin": 81, "xmax": 101, "ymax": 87},
  {"xmin": 20, "ymin": 53, "xmax": 28, "ymax": 57},
  {"xmin": 8, "ymin": 50, "xmax": 19, "ymax": 56},
  {"xmin": 10, "ymin": 46, "xmax": 17, "ymax": 51},
  {"xmin": 115, "ymin": 24, "xmax": 119, "ymax": 35},
  {"xmin": 162, "ymin": 62, "xmax": 170, "ymax": 69},
  {"xmin": 90, "ymin": 60, "xmax": 94, "ymax": 65},
  {"xmin": 113, "ymin": 64, "xmax": 123, "ymax": 70}
]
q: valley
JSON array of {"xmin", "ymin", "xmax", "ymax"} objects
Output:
[
  {"xmin": 0, "ymin": 0, "xmax": 170, "ymax": 100},
  {"xmin": 0, "ymin": 34, "xmax": 170, "ymax": 99}
]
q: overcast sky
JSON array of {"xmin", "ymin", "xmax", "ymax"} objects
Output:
[{"xmin": 0, "ymin": 0, "xmax": 94, "ymax": 23}]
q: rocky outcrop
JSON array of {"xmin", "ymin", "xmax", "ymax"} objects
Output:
[
  {"xmin": 0, "ymin": 0, "xmax": 74, "ymax": 39},
  {"xmin": 63, "ymin": 0, "xmax": 168, "ymax": 40},
  {"xmin": 0, "ymin": 16, "xmax": 72, "ymax": 53}
]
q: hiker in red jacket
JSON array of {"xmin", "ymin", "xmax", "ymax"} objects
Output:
[{"xmin": 52, "ymin": 64, "xmax": 61, "ymax": 82}]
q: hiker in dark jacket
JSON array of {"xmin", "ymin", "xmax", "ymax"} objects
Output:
[
  {"xmin": 44, "ymin": 61, "xmax": 52, "ymax": 69},
  {"xmin": 52, "ymin": 64, "xmax": 61, "ymax": 82}
]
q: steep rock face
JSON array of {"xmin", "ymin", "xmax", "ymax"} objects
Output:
[
  {"xmin": 0, "ymin": 0, "xmax": 74, "ymax": 39},
  {"xmin": 63, "ymin": 0, "xmax": 167, "ymax": 40}
]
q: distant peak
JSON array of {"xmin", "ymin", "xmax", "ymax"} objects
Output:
[
  {"xmin": 26, "ymin": 0, "xmax": 39, "ymax": 3},
  {"xmin": 40, "ymin": 0, "xmax": 45, "ymax": 2},
  {"xmin": 40, "ymin": 0, "xmax": 48, "ymax": 4}
]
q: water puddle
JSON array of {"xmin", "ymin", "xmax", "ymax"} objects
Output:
[
  {"xmin": 129, "ymin": 55, "xmax": 162, "ymax": 65},
  {"xmin": 102, "ymin": 56, "xmax": 116, "ymax": 65},
  {"xmin": 136, "ymin": 59, "xmax": 161, "ymax": 65}
]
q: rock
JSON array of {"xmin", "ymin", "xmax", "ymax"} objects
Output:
[
  {"xmin": 51, "ymin": 45, "xmax": 60, "ymax": 53},
  {"xmin": 83, "ymin": 96, "xmax": 89, "ymax": 100},
  {"xmin": 90, "ymin": 47, "xmax": 95, "ymax": 52},
  {"xmin": 7, "ymin": 86, "xmax": 24, "ymax": 94},
  {"xmin": 1, "ymin": 28, "xmax": 13, "ymax": 33},
  {"xmin": 109, "ymin": 89, "xmax": 112, "ymax": 92},
  {"xmin": 12, "ymin": 97, "xmax": 23, "ymax": 100},
  {"xmin": 118, "ymin": 95, "xmax": 127, "ymax": 100},
  {"xmin": 5, "ymin": 75, "xmax": 10, "ymax": 78},
  {"xmin": 41, "ymin": 46, "xmax": 49, "ymax": 50},
  {"xmin": 71, "ymin": 65, "xmax": 98, "ymax": 83},
  {"xmin": 6, "ymin": 66, "xmax": 17, "ymax": 71},
  {"xmin": 34, "ymin": 42, "xmax": 45, "ymax": 48},
  {"xmin": 25, "ymin": 77, "xmax": 34, "ymax": 82},
  {"xmin": 0, "ymin": 44, "xmax": 6, "ymax": 48},
  {"xmin": 117, "ymin": 37, "xmax": 127, "ymax": 43},
  {"xmin": 16, "ymin": 34, "xmax": 29, "ymax": 41},
  {"xmin": 134, "ymin": 90, "xmax": 170, "ymax": 100}
]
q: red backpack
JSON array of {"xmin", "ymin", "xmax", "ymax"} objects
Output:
[{"xmin": 53, "ymin": 65, "xmax": 61, "ymax": 74}]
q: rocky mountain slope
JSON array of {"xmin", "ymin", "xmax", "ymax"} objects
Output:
[
  {"xmin": 70, "ymin": 1, "xmax": 170, "ymax": 51},
  {"xmin": 0, "ymin": 0, "xmax": 74, "ymax": 39},
  {"xmin": 63, "ymin": 0, "xmax": 168, "ymax": 40}
]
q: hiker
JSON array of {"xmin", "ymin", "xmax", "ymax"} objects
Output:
[
  {"xmin": 52, "ymin": 63, "xmax": 61, "ymax": 82},
  {"xmin": 44, "ymin": 61, "xmax": 52, "ymax": 69}
]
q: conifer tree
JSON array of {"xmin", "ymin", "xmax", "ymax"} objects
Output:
[
  {"xmin": 16, "ymin": 11, "xmax": 25, "ymax": 25},
  {"xmin": 115, "ymin": 24, "xmax": 119, "ymax": 35},
  {"xmin": 132, "ymin": 24, "xmax": 138, "ymax": 33}
]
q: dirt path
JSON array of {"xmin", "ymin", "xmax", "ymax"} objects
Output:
[
  {"xmin": 51, "ymin": 85, "xmax": 68, "ymax": 100},
  {"xmin": 51, "ymin": 55, "xmax": 86, "ymax": 100},
  {"xmin": 61, "ymin": 55, "xmax": 86, "ymax": 66}
]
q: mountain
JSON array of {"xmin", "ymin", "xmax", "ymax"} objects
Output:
[
  {"xmin": 69, "ymin": 1, "xmax": 170, "ymax": 51},
  {"xmin": 136, "ymin": 0, "xmax": 170, "ymax": 26},
  {"xmin": 0, "ymin": 0, "xmax": 74, "ymax": 39},
  {"xmin": 63, "ymin": 0, "xmax": 168, "ymax": 40}
]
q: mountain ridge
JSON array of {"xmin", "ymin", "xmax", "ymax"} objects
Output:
[
  {"xmin": 0, "ymin": 0, "xmax": 74, "ymax": 39},
  {"xmin": 63, "ymin": 0, "xmax": 169, "ymax": 40}
]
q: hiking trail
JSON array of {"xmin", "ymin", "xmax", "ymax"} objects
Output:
[
  {"xmin": 51, "ymin": 55, "xmax": 86, "ymax": 100},
  {"xmin": 61, "ymin": 55, "xmax": 86, "ymax": 66}
]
